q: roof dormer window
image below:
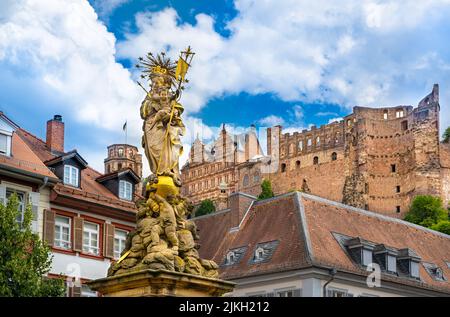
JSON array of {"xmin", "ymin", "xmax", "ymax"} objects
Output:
[
  {"xmin": 119, "ymin": 180, "xmax": 132, "ymax": 201},
  {"xmin": 397, "ymin": 248, "xmax": 421, "ymax": 280},
  {"xmin": 226, "ymin": 251, "xmax": 235, "ymax": 265},
  {"xmin": 344, "ymin": 237, "xmax": 375, "ymax": 268},
  {"xmin": 64, "ymin": 165, "xmax": 79, "ymax": 187},
  {"xmin": 249, "ymin": 241, "xmax": 279, "ymax": 265},
  {"xmin": 254, "ymin": 247, "xmax": 265, "ymax": 262},
  {"xmin": 374, "ymin": 244, "xmax": 398, "ymax": 274},
  {"xmin": 422, "ymin": 262, "xmax": 445, "ymax": 281}
]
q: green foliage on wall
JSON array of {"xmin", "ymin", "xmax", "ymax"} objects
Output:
[
  {"xmin": 258, "ymin": 179, "xmax": 275, "ymax": 200},
  {"xmin": 404, "ymin": 195, "xmax": 449, "ymax": 235},
  {"xmin": 195, "ymin": 199, "xmax": 216, "ymax": 217}
]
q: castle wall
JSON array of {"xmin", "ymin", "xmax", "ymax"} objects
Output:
[
  {"xmin": 440, "ymin": 143, "xmax": 450, "ymax": 208},
  {"xmin": 182, "ymin": 86, "xmax": 445, "ymax": 219}
]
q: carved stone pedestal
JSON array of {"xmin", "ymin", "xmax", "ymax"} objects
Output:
[{"xmin": 87, "ymin": 269, "xmax": 235, "ymax": 297}]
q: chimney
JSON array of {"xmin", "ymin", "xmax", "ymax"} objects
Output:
[
  {"xmin": 46, "ymin": 115, "xmax": 64, "ymax": 153},
  {"xmin": 229, "ymin": 192, "xmax": 256, "ymax": 228}
]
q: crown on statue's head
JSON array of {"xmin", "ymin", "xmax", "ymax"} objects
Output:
[{"xmin": 135, "ymin": 51, "xmax": 177, "ymax": 82}]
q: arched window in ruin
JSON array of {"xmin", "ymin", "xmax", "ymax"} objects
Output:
[
  {"xmin": 307, "ymin": 138, "xmax": 312, "ymax": 147},
  {"xmin": 298, "ymin": 140, "xmax": 303, "ymax": 151},
  {"xmin": 383, "ymin": 110, "xmax": 388, "ymax": 120},
  {"xmin": 243, "ymin": 175, "xmax": 249, "ymax": 187},
  {"xmin": 118, "ymin": 148, "xmax": 124, "ymax": 157},
  {"xmin": 289, "ymin": 143, "xmax": 295, "ymax": 155},
  {"xmin": 316, "ymin": 136, "xmax": 320, "ymax": 147},
  {"xmin": 313, "ymin": 156, "xmax": 319, "ymax": 165},
  {"xmin": 281, "ymin": 163, "xmax": 286, "ymax": 173},
  {"xmin": 331, "ymin": 152, "xmax": 337, "ymax": 161},
  {"xmin": 296, "ymin": 160, "xmax": 301, "ymax": 169}
]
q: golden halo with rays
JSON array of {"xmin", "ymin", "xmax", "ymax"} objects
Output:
[{"xmin": 135, "ymin": 52, "xmax": 177, "ymax": 83}]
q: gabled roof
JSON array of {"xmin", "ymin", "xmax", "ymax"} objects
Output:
[
  {"xmin": 194, "ymin": 192, "xmax": 450, "ymax": 294},
  {"xmin": 44, "ymin": 149, "xmax": 88, "ymax": 168},
  {"xmin": 14, "ymin": 118, "xmax": 137, "ymax": 218},
  {"xmin": 96, "ymin": 168, "xmax": 140, "ymax": 184},
  {"xmin": 0, "ymin": 112, "xmax": 57, "ymax": 181},
  {"xmin": 0, "ymin": 111, "xmax": 20, "ymax": 130}
]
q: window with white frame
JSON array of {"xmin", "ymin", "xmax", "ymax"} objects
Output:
[
  {"xmin": 276, "ymin": 289, "xmax": 296, "ymax": 297},
  {"xmin": 387, "ymin": 254, "xmax": 397, "ymax": 273},
  {"xmin": 226, "ymin": 251, "xmax": 235, "ymax": 265},
  {"xmin": 6, "ymin": 189, "xmax": 25, "ymax": 224},
  {"xmin": 119, "ymin": 180, "xmax": 132, "ymax": 200},
  {"xmin": 327, "ymin": 287, "xmax": 348, "ymax": 297},
  {"xmin": 411, "ymin": 261, "xmax": 420, "ymax": 279},
  {"xmin": 83, "ymin": 222, "xmax": 99, "ymax": 255},
  {"xmin": 362, "ymin": 249, "xmax": 373, "ymax": 266},
  {"xmin": 0, "ymin": 133, "xmax": 11, "ymax": 156},
  {"xmin": 254, "ymin": 247, "xmax": 265, "ymax": 262},
  {"xmin": 54, "ymin": 215, "xmax": 71, "ymax": 249},
  {"xmin": 114, "ymin": 229, "xmax": 128, "ymax": 259},
  {"xmin": 64, "ymin": 165, "xmax": 79, "ymax": 187}
]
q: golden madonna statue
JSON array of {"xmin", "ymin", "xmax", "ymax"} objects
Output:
[{"xmin": 105, "ymin": 48, "xmax": 221, "ymax": 280}]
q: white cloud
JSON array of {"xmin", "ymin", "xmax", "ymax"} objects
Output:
[
  {"xmin": 117, "ymin": 1, "xmax": 450, "ymax": 133},
  {"xmin": 1, "ymin": 0, "xmax": 450, "ymax": 176},
  {"xmin": 258, "ymin": 115, "xmax": 285, "ymax": 127},
  {"xmin": 90, "ymin": 0, "xmax": 130, "ymax": 18},
  {"xmin": 328, "ymin": 117, "xmax": 343, "ymax": 124}
]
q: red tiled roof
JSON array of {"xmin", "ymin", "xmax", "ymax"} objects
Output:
[
  {"xmin": 195, "ymin": 194, "xmax": 310, "ymax": 280},
  {"xmin": 301, "ymin": 193, "xmax": 450, "ymax": 293},
  {"xmin": 0, "ymin": 132, "xmax": 57, "ymax": 180},
  {"xmin": 16, "ymin": 125, "xmax": 136, "ymax": 214},
  {"xmin": 194, "ymin": 192, "xmax": 450, "ymax": 294}
]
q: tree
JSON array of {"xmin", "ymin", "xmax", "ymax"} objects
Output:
[
  {"xmin": 0, "ymin": 193, "xmax": 66, "ymax": 297},
  {"xmin": 404, "ymin": 195, "xmax": 448, "ymax": 228},
  {"xmin": 430, "ymin": 220, "xmax": 450, "ymax": 235},
  {"xmin": 258, "ymin": 179, "xmax": 274, "ymax": 200},
  {"xmin": 195, "ymin": 199, "xmax": 216, "ymax": 217},
  {"xmin": 443, "ymin": 126, "xmax": 450, "ymax": 143}
]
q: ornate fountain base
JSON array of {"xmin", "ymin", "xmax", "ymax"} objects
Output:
[{"xmin": 87, "ymin": 269, "xmax": 235, "ymax": 297}]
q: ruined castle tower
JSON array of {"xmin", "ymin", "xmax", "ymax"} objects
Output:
[
  {"xmin": 104, "ymin": 144, "xmax": 143, "ymax": 193},
  {"xmin": 181, "ymin": 85, "xmax": 450, "ymax": 218}
]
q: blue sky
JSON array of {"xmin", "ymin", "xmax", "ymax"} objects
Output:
[{"xmin": 1, "ymin": 0, "xmax": 449, "ymax": 174}]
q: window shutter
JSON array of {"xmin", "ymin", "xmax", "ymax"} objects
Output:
[
  {"xmin": 104, "ymin": 223, "xmax": 115, "ymax": 259},
  {"xmin": 28, "ymin": 192, "xmax": 40, "ymax": 233},
  {"xmin": 73, "ymin": 217, "xmax": 84, "ymax": 252},
  {"xmin": 43, "ymin": 209, "xmax": 55, "ymax": 245},
  {"xmin": 0, "ymin": 185, "xmax": 6, "ymax": 205},
  {"xmin": 293, "ymin": 289, "xmax": 302, "ymax": 297}
]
